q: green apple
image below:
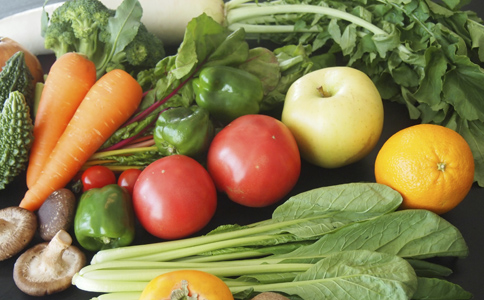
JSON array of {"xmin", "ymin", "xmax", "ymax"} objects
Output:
[{"xmin": 281, "ymin": 66, "xmax": 384, "ymax": 168}]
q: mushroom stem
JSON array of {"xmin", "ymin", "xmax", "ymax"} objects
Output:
[{"xmin": 36, "ymin": 230, "xmax": 72, "ymax": 275}]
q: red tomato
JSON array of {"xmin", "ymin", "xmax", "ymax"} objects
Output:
[
  {"xmin": 207, "ymin": 114, "xmax": 301, "ymax": 207},
  {"xmin": 117, "ymin": 168, "xmax": 142, "ymax": 195},
  {"xmin": 81, "ymin": 166, "xmax": 116, "ymax": 192},
  {"xmin": 132, "ymin": 155, "xmax": 217, "ymax": 240}
]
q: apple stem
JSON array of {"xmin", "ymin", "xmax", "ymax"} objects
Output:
[{"xmin": 317, "ymin": 86, "xmax": 331, "ymax": 98}]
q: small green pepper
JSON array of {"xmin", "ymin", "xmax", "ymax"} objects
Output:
[
  {"xmin": 154, "ymin": 106, "xmax": 214, "ymax": 158},
  {"xmin": 192, "ymin": 65, "xmax": 264, "ymax": 124},
  {"xmin": 74, "ymin": 184, "xmax": 135, "ymax": 251}
]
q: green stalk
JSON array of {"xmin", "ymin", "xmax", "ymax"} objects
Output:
[
  {"xmin": 177, "ymin": 249, "xmax": 268, "ymax": 263},
  {"xmin": 72, "ymin": 274, "xmax": 148, "ymax": 293},
  {"xmin": 91, "ymin": 217, "xmax": 313, "ymax": 264},
  {"xmin": 88, "ymin": 146, "xmax": 158, "ymax": 161},
  {"xmin": 225, "ymin": 1, "xmax": 413, "ymax": 57},
  {"xmin": 127, "ymin": 233, "xmax": 295, "ymax": 262},
  {"xmin": 225, "ymin": 4, "xmax": 387, "ymax": 35},
  {"xmin": 80, "ymin": 263, "xmax": 312, "ymax": 282},
  {"xmin": 92, "ymin": 292, "xmax": 141, "ymax": 300}
]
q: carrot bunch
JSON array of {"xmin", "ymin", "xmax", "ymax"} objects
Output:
[{"xmin": 20, "ymin": 52, "xmax": 143, "ymax": 211}]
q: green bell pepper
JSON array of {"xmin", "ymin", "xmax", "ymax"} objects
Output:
[
  {"xmin": 192, "ymin": 65, "xmax": 264, "ymax": 124},
  {"xmin": 74, "ymin": 184, "xmax": 135, "ymax": 251},
  {"xmin": 154, "ymin": 106, "xmax": 214, "ymax": 158}
]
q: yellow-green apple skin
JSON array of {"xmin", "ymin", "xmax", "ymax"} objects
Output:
[{"xmin": 281, "ymin": 67, "xmax": 384, "ymax": 168}]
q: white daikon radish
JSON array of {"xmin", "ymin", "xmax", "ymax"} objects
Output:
[{"xmin": 0, "ymin": 0, "xmax": 225, "ymax": 55}]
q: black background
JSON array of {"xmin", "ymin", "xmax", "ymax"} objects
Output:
[{"xmin": 1, "ymin": 1, "xmax": 484, "ymax": 300}]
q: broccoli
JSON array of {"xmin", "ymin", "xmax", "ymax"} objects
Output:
[
  {"xmin": 107, "ymin": 23, "xmax": 165, "ymax": 75},
  {"xmin": 42, "ymin": 0, "xmax": 165, "ymax": 79}
]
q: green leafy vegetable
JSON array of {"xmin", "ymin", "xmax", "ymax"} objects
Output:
[
  {"xmin": 224, "ymin": 0, "xmax": 484, "ymax": 186},
  {"xmin": 42, "ymin": 0, "xmax": 165, "ymax": 79},
  {"xmin": 72, "ymin": 183, "xmax": 471, "ymax": 300},
  {"xmin": 88, "ymin": 13, "xmax": 314, "ymax": 170}
]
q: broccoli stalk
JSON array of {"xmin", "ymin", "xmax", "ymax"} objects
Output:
[{"xmin": 42, "ymin": 0, "xmax": 165, "ymax": 79}]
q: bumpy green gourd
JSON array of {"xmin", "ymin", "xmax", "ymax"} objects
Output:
[
  {"xmin": 0, "ymin": 51, "xmax": 34, "ymax": 111},
  {"xmin": 0, "ymin": 91, "xmax": 34, "ymax": 189}
]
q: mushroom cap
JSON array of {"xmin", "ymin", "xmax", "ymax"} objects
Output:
[
  {"xmin": 38, "ymin": 188, "xmax": 77, "ymax": 241},
  {"xmin": 13, "ymin": 230, "xmax": 86, "ymax": 296},
  {"xmin": 0, "ymin": 206, "xmax": 37, "ymax": 261}
]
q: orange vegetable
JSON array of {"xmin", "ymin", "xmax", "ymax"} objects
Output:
[
  {"xmin": 26, "ymin": 52, "xmax": 97, "ymax": 188},
  {"xmin": 139, "ymin": 270, "xmax": 234, "ymax": 300},
  {"xmin": 20, "ymin": 69, "xmax": 143, "ymax": 211}
]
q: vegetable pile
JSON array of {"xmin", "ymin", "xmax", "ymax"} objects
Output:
[
  {"xmin": 223, "ymin": 0, "xmax": 484, "ymax": 186},
  {"xmin": 72, "ymin": 183, "xmax": 472, "ymax": 300},
  {"xmin": 0, "ymin": 0, "xmax": 483, "ymax": 299},
  {"xmin": 41, "ymin": 0, "xmax": 165, "ymax": 79}
]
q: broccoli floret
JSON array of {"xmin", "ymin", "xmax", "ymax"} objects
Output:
[
  {"xmin": 42, "ymin": 0, "xmax": 165, "ymax": 79},
  {"xmin": 107, "ymin": 24, "xmax": 165, "ymax": 75},
  {"xmin": 43, "ymin": 21, "xmax": 77, "ymax": 58},
  {"xmin": 44, "ymin": 0, "xmax": 113, "ymax": 62}
]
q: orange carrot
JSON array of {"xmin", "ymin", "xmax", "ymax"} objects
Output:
[
  {"xmin": 20, "ymin": 69, "xmax": 143, "ymax": 211},
  {"xmin": 26, "ymin": 52, "xmax": 97, "ymax": 188}
]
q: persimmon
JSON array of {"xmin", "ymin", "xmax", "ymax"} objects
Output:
[{"xmin": 139, "ymin": 270, "xmax": 234, "ymax": 300}]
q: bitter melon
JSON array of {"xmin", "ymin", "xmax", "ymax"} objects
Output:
[
  {"xmin": 0, "ymin": 91, "xmax": 34, "ymax": 189},
  {"xmin": 0, "ymin": 51, "xmax": 34, "ymax": 112}
]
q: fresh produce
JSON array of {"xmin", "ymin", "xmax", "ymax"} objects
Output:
[
  {"xmin": 0, "ymin": 51, "xmax": 34, "ymax": 111},
  {"xmin": 193, "ymin": 65, "xmax": 264, "ymax": 124},
  {"xmin": 72, "ymin": 183, "xmax": 471, "ymax": 299},
  {"xmin": 375, "ymin": 124, "xmax": 475, "ymax": 215},
  {"xmin": 207, "ymin": 114, "xmax": 301, "ymax": 207},
  {"xmin": 87, "ymin": 14, "xmax": 313, "ymax": 170},
  {"xmin": 2, "ymin": 0, "xmax": 484, "ymax": 183},
  {"xmin": 0, "ymin": 0, "xmax": 225, "ymax": 54},
  {"xmin": 223, "ymin": 0, "xmax": 484, "ymax": 185},
  {"xmin": 19, "ymin": 68, "xmax": 143, "ymax": 211},
  {"xmin": 138, "ymin": 270, "xmax": 234, "ymax": 300},
  {"xmin": 37, "ymin": 188, "xmax": 77, "ymax": 241},
  {"xmin": 0, "ymin": 91, "xmax": 34, "ymax": 189},
  {"xmin": 81, "ymin": 165, "xmax": 117, "ymax": 192},
  {"xmin": 26, "ymin": 52, "xmax": 97, "ymax": 188},
  {"xmin": 0, "ymin": 36, "xmax": 44, "ymax": 85},
  {"xmin": 132, "ymin": 155, "xmax": 217, "ymax": 240},
  {"xmin": 281, "ymin": 66, "xmax": 384, "ymax": 168},
  {"xmin": 117, "ymin": 168, "xmax": 142, "ymax": 196},
  {"xmin": 41, "ymin": 0, "xmax": 165, "ymax": 79},
  {"xmin": 0, "ymin": 206, "xmax": 37, "ymax": 261},
  {"xmin": 13, "ymin": 230, "xmax": 86, "ymax": 296},
  {"xmin": 154, "ymin": 106, "xmax": 214, "ymax": 158},
  {"xmin": 74, "ymin": 184, "xmax": 135, "ymax": 251}
]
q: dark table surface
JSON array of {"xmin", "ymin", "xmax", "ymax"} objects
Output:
[{"xmin": 1, "ymin": 1, "xmax": 484, "ymax": 300}]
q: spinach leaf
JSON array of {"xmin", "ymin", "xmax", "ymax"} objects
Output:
[
  {"xmin": 412, "ymin": 277, "xmax": 473, "ymax": 300},
  {"xmin": 233, "ymin": 250, "xmax": 418, "ymax": 300},
  {"xmin": 275, "ymin": 209, "xmax": 468, "ymax": 260}
]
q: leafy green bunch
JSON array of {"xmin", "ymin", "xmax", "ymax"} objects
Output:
[
  {"xmin": 225, "ymin": 0, "xmax": 484, "ymax": 186},
  {"xmin": 41, "ymin": 0, "xmax": 165, "ymax": 79}
]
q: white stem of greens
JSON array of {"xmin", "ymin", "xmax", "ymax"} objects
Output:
[
  {"xmin": 80, "ymin": 263, "xmax": 312, "ymax": 282},
  {"xmin": 90, "ymin": 292, "xmax": 141, "ymax": 300},
  {"xmin": 90, "ymin": 217, "xmax": 311, "ymax": 264},
  {"xmin": 123, "ymin": 233, "xmax": 293, "ymax": 262},
  {"xmin": 225, "ymin": 4, "xmax": 387, "ymax": 35}
]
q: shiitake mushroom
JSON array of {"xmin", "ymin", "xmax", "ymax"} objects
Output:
[
  {"xmin": 13, "ymin": 230, "xmax": 86, "ymax": 296},
  {"xmin": 37, "ymin": 188, "xmax": 76, "ymax": 241},
  {"xmin": 0, "ymin": 206, "xmax": 37, "ymax": 261}
]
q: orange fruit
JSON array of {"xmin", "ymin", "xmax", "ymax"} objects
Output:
[{"xmin": 374, "ymin": 124, "xmax": 474, "ymax": 215}]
